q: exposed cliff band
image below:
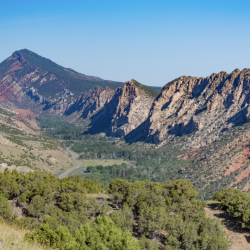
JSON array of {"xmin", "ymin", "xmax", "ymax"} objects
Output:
[{"xmin": 144, "ymin": 68, "xmax": 250, "ymax": 146}]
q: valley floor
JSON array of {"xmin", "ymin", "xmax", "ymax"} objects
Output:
[
  {"xmin": 205, "ymin": 202, "xmax": 250, "ymax": 250},
  {"xmin": 58, "ymin": 148, "xmax": 82, "ymax": 178},
  {"xmin": 58, "ymin": 147, "xmax": 129, "ymax": 179}
]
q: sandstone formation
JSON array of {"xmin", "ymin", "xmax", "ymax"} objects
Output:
[{"xmin": 109, "ymin": 80, "xmax": 157, "ymax": 136}]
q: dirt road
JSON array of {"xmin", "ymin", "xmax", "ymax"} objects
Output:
[
  {"xmin": 59, "ymin": 148, "xmax": 82, "ymax": 179},
  {"xmin": 205, "ymin": 202, "xmax": 250, "ymax": 250}
]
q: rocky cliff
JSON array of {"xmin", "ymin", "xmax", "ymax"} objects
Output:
[
  {"xmin": 87, "ymin": 80, "xmax": 158, "ymax": 137},
  {"xmin": 119, "ymin": 69, "xmax": 250, "ymax": 194},
  {"xmin": 143, "ymin": 69, "xmax": 250, "ymax": 147},
  {"xmin": 64, "ymin": 86, "xmax": 116, "ymax": 124}
]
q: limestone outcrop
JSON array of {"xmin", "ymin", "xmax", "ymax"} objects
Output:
[
  {"xmin": 85, "ymin": 80, "xmax": 157, "ymax": 136},
  {"xmin": 144, "ymin": 69, "xmax": 250, "ymax": 147}
]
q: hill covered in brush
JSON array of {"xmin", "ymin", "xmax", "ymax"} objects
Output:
[
  {"xmin": 0, "ymin": 170, "xmax": 230, "ymax": 250},
  {"xmin": 0, "ymin": 106, "xmax": 71, "ymax": 174}
]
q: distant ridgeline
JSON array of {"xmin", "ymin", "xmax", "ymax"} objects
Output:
[
  {"xmin": 0, "ymin": 49, "xmax": 124, "ymax": 98},
  {"xmin": 0, "ymin": 170, "xmax": 230, "ymax": 250}
]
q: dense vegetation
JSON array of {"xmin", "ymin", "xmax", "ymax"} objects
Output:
[
  {"xmin": 214, "ymin": 187, "xmax": 250, "ymax": 228},
  {"xmin": 0, "ymin": 170, "xmax": 230, "ymax": 249},
  {"xmin": 80, "ymin": 163, "xmax": 142, "ymax": 186},
  {"xmin": 107, "ymin": 178, "xmax": 230, "ymax": 249},
  {"xmin": 65, "ymin": 135, "xmax": 189, "ymax": 180},
  {"xmin": 35, "ymin": 119, "xmax": 213, "ymax": 199},
  {"xmin": 37, "ymin": 116, "xmax": 250, "ymax": 199},
  {"xmin": 37, "ymin": 117, "xmax": 84, "ymax": 140}
]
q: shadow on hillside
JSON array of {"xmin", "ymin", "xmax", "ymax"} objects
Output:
[
  {"xmin": 245, "ymin": 236, "xmax": 250, "ymax": 243},
  {"xmin": 207, "ymin": 202, "xmax": 220, "ymax": 210},
  {"xmin": 207, "ymin": 202, "xmax": 250, "ymax": 240},
  {"xmin": 124, "ymin": 121, "xmax": 148, "ymax": 144}
]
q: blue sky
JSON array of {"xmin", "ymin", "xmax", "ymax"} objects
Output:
[{"xmin": 1, "ymin": 0, "xmax": 250, "ymax": 86}]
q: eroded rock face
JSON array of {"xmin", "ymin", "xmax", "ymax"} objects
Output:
[
  {"xmin": 145, "ymin": 69, "xmax": 250, "ymax": 147},
  {"xmin": 65, "ymin": 86, "xmax": 116, "ymax": 120},
  {"xmin": 109, "ymin": 80, "xmax": 155, "ymax": 136},
  {"xmin": 87, "ymin": 80, "xmax": 156, "ymax": 137}
]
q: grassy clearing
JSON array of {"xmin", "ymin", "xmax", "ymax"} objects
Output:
[
  {"xmin": 0, "ymin": 222, "xmax": 47, "ymax": 250},
  {"xmin": 68, "ymin": 159, "xmax": 131, "ymax": 183},
  {"xmin": 79, "ymin": 159, "xmax": 129, "ymax": 167},
  {"xmin": 0, "ymin": 143, "xmax": 71, "ymax": 175}
]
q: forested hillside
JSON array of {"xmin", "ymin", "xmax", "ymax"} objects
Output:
[
  {"xmin": 43, "ymin": 117, "xmax": 250, "ymax": 198},
  {"xmin": 0, "ymin": 170, "xmax": 230, "ymax": 249}
]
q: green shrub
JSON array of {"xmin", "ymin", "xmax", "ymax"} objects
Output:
[
  {"xmin": 214, "ymin": 187, "xmax": 250, "ymax": 228},
  {"xmin": 26, "ymin": 216, "xmax": 140, "ymax": 250},
  {"xmin": 13, "ymin": 217, "xmax": 40, "ymax": 230},
  {"xmin": 138, "ymin": 234, "xmax": 159, "ymax": 250},
  {"xmin": 25, "ymin": 224, "xmax": 77, "ymax": 250},
  {"xmin": 0, "ymin": 194, "xmax": 15, "ymax": 220}
]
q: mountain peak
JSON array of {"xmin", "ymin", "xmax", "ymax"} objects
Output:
[
  {"xmin": 12, "ymin": 49, "xmax": 40, "ymax": 61},
  {"xmin": 125, "ymin": 79, "xmax": 159, "ymax": 98},
  {"xmin": 0, "ymin": 49, "xmax": 124, "ymax": 105},
  {"xmin": 16, "ymin": 48, "xmax": 33, "ymax": 54}
]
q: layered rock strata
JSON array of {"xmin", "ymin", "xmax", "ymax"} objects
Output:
[
  {"xmin": 87, "ymin": 80, "xmax": 157, "ymax": 137},
  {"xmin": 144, "ymin": 69, "xmax": 250, "ymax": 147}
]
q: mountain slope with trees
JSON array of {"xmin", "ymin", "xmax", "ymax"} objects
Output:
[
  {"xmin": 0, "ymin": 49, "xmax": 124, "ymax": 99},
  {"xmin": 0, "ymin": 49, "xmax": 161, "ymax": 119},
  {"xmin": 2, "ymin": 49, "xmax": 250, "ymax": 200}
]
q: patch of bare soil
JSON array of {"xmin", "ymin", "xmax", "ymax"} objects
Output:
[
  {"xmin": 9, "ymin": 199, "xmax": 29, "ymax": 219},
  {"xmin": 15, "ymin": 112, "xmax": 40, "ymax": 134},
  {"xmin": 225, "ymin": 144, "xmax": 250, "ymax": 177},
  {"xmin": 14, "ymin": 109, "xmax": 38, "ymax": 117},
  {"xmin": 205, "ymin": 202, "xmax": 250, "ymax": 250}
]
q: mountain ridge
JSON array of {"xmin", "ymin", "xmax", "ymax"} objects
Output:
[
  {"xmin": 0, "ymin": 49, "xmax": 161, "ymax": 118},
  {"xmin": 3, "ymin": 49, "xmax": 250, "ymax": 194},
  {"xmin": 143, "ymin": 68, "xmax": 250, "ymax": 145},
  {"xmin": 84, "ymin": 79, "xmax": 157, "ymax": 137}
]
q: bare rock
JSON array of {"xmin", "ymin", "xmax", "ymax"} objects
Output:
[{"xmin": 144, "ymin": 69, "xmax": 250, "ymax": 147}]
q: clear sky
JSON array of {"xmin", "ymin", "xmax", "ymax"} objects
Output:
[{"xmin": 1, "ymin": 0, "xmax": 250, "ymax": 86}]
